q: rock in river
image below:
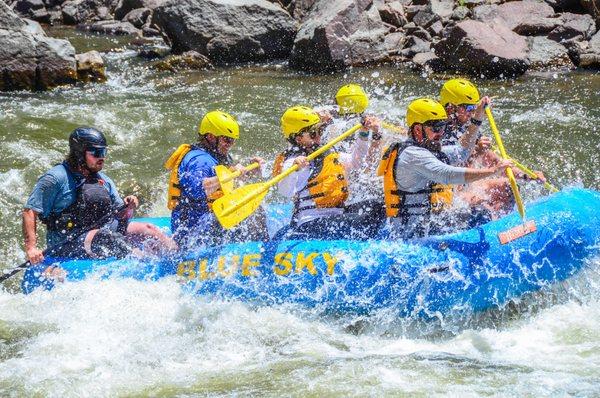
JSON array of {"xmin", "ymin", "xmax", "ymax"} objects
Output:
[
  {"xmin": 152, "ymin": 0, "xmax": 297, "ymax": 64},
  {"xmin": 0, "ymin": 2, "xmax": 77, "ymax": 91}
]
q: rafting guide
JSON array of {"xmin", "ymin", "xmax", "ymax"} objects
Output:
[{"xmin": 22, "ymin": 127, "xmax": 177, "ymax": 265}]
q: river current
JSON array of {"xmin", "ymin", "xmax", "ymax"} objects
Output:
[{"xmin": 0, "ymin": 31, "xmax": 599, "ymax": 397}]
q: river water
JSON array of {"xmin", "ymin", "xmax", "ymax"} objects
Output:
[{"xmin": 0, "ymin": 30, "xmax": 599, "ymax": 397}]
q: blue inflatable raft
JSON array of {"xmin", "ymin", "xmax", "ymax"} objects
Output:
[{"xmin": 22, "ymin": 188, "xmax": 600, "ymax": 318}]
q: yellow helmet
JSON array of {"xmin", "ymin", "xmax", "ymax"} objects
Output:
[
  {"xmin": 440, "ymin": 78, "xmax": 480, "ymax": 106},
  {"xmin": 335, "ymin": 84, "xmax": 369, "ymax": 115},
  {"xmin": 406, "ymin": 98, "xmax": 448, "ymax": 127},
  {"xmin": 280, "ymin": 106, "xmax": 321, "ymax": 138},
  {"xmin": 198, "ymin": 110, "xmax": 239, "ymax": 139}
]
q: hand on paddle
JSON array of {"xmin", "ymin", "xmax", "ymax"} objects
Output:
[
  {"xmin": 293, "ymin": 156, "xmax": 309, "ymax": 169},
  {"xmin": 474, "ymin": 96, "xmax": 492, "ymax": 121},
  {"xmin": 362, "ymin": 115, "xmax": 381, "ymax": 133},
  {"xmin": 493, "ymin": 159, "xmax": 515, "ymax": 174},
  {"xmin": 231, "ymin": 157, "xmax": 264, "ymax": 179},
  {"xmin": 124, "ymin": 195, "xmax": 139, "ymax": 209},
  {"xmin": 26, "ymin": 246, "xmax": 44, "ymax": 265},
  {"xmin": 246, "ymin": 157, "xmax": 265, "ymax": 176}
]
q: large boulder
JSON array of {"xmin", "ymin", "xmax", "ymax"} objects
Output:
[
  {"xmin": 526, "ymin": 36, "xmax": 574, "ymax": 69},
  {"xmin": 152, "ymin": 0, "xmax": 297, "ymax": 64},
  {"xmin": 434, "ymin": 19, "xmax": 529, "ymax": 77},
  {"xmin": 548, "ymin": 12, "xmax": 596, "ymax": 41},
  {"xmin": 0, "ymin": 2, "xmax": 77, "ymax": 90},
  {"xmin": 289, "ymin": 0, "xmax": 390, "ymax": 72},
  {"xmin": 13, "ymin": 0, "xmax": 51, "ymax": 22},
  {"xmin": 114, "ymin": 0, "xmax": 164, "ymax": 20},
  {"xmin": 579, "ymin": 30, "xmax": 600, "ymax": 68},
  {"xmin": 472, "ymin": 1, "xmax": 555, "ymax": 31}
]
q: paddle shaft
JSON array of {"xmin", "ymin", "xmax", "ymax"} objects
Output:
[
  {"xmin": 219, "ymin": 162, "xmax": 260, "ymax": 184},
  {"xmin": 220, "ymin": 124, "xmax": 363, "ymax": 217},
  {"xmin": 0, "ymin": 204, "xmax": 128, "ymax": 283},
  {"xmin": 381, "ymin": 121, "xmax": 407, "ymax": 135},
  {"xmin": 491, "ymin": 147, "xmax": 558, "ymax": 193},
  {"xmin": 486, "ymin": 107, "xmax": 526, "ymax": 219}
]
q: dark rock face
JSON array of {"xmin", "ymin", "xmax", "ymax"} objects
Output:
[
  {"xmin": 61, "ymin": 0, "xmax": 117, "ymax": 25},
  {"xmin": 527, "ymin": 36, "xmax": 574, "ymax": 69},
  {"xmin": 434, "ymin": 19, "xmax": 529, "ymax": 77},
  {"xmin": 580, "ymin": 0, "xmax": 600, "ymax": 25},
  {"xmin": 579, "ymin": 30, "xmax": 600, "ymax": 68},
  {"xmin": 152, "ymin": 0, "xmax": 297, "ymax": 64},
  {"xmin": 289, "ymin": 0, "xmax": 389, "ymax": 72},
  {"xmin": 548, "ymin": 12, "xmax": 596, "ymax": 41},
  {"xmin": 0, "ymin": 2, "xmax": 77, "ymax": 90},
  {"xmin": 113, "ymin": 0, "xmax": 163, "ymax": 20},
  {"xmin": 13, "ymin": 0, "xmax": 50, "ymax": 22},
  {"xmin": 513, "ymin": 17, "xmax": 561, "ymax": 36}
]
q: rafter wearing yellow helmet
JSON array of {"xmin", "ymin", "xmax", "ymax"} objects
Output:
[
  {"xmin": 198, "ymin": 110, "xmax": 240, "ymax": 139},
  {"xmin": 335, "ymin": 84, "xmax": 369, "ymax": 115},
  {"xmin": 376, "ymin": 97, "xmax": 513, "ymax": 239},
  {"xmin": 440, "ymin": 78, "xmax": 480, "ymax": 107},
  {"xmin": 280, "ymin": 106, "xmax": 322, "ymax": 139},
  {"xmin": 439, "ymin": 79, "xmax": 547, "ymax": 216},
  {"xmin": 271, "ymin": 105, "xmax": 385, "ymax": 241},
  {"xmin": 166, "ymin": 110, "xmax": 266, "ymax": 250}
]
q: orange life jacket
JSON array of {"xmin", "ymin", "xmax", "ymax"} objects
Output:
[
  {"xmin": 376, "ymin": 141, "xmax": 453, "ymax": 218},
  {"xmin": 275, "ymin": 147, "xmax": 349, "ymax": 212},
  {"xmin": 164, "ymin": 144, "xmax": 223, "ymax": 211}
]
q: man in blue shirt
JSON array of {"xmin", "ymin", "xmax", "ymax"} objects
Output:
[
  {"xmin": 166, "ymin": 111, "xmax": 266, "ymax": 250},
  {"xmin": 23, "ymin": 127, "xmax": 176, "ymax": 264}
]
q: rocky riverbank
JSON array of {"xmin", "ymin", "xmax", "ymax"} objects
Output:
[{"xmin": 2, "ymin": 0, "xmax": 600, "ymax": 91}]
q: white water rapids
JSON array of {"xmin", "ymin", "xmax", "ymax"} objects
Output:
[{"xmin": 1, "ymin": 39, "xmax": 599, "ymax": 396}]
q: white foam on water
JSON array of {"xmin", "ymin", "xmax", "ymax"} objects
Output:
[{"xmin": 0, "ymin": 259, "xmax": 598, "ymax": 397}]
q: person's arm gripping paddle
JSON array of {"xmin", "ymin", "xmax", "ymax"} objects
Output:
[{"xmin": 212, "ymin": 124, "xmax": 363, "ymax": 229}]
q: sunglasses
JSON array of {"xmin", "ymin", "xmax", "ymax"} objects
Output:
[
  {"xmin": 460, "ymin": 104, "xmax": 477, "ymax": 112},
  {"xmin": 303, "ymin": 124, "xmax": 323, "ymax": 139},
  {"xmin": 424, "ymin": 121, "xmax": 447, "ymax": 133},
  {"xmin": 220, "ymin": 136, "xmax": 236, "ymax": 145},
  {"xmin": 86, "ymin": 147, "xmax": 107, "ymax": 158}
]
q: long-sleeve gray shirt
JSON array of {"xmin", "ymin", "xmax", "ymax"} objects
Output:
[{"xmin": 390, "ymin": 140, "xmax": 474, "ymax": 236}]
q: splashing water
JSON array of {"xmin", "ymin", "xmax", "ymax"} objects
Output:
[{"xmin": 1, "ymin": 31, "xmax": 599, "ymax": 396}]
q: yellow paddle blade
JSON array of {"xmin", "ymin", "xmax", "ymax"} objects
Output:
[
  {"xmin": 212, "ymin": 182, "xmax": 269, "ymax": 229},
  {"xmin": 213, "ymin": 124, "xmax": 363, "ymax": 229},
  {"xmin": 215, "ymin": 165, "xmax": 235, "ymax": 194}
]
